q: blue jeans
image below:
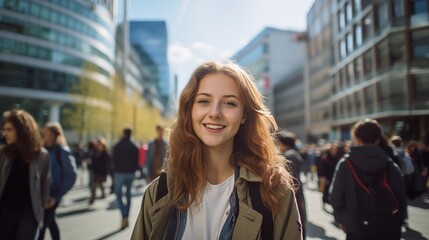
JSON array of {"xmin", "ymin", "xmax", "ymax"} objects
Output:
[{"xmin": 114, "ymin": 172, "xmax": 134, "ymax": 217}]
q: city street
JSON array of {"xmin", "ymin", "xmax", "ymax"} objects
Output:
[{"xmin": 46, "ymin": 170, "xmax": 429, "ymax": 240}]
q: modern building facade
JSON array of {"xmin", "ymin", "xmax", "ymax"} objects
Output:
[
  {"xmin": 273, "ymin": 67, "xmax": 306, "ymax": 141},
  {"xmin": 232, "ymin": 27, "xmax": 306, "ymax": 116},
  {"xmin": 306, "ymin": 0, "xmax": 336, "ymax": 142},
  {"xmin": 0, "ymin": 0, "xmax": 116, "ymax": 124},
  {"xmin": 307, "ymin": 0, "xmax": 429, "ymax": 143},
  {"xmin": 129, "ymin": 21, "xmax": 170, "ymax": 112}
]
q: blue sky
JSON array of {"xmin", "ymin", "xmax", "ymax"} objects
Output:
[{"xmin": 128, "ymin": 0, "xmax": 315, "ymax": 93}]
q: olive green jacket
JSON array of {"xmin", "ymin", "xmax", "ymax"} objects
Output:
[
  {"xmin": 0, "ymin": 146, "xmax": 51, "ymax": 227},
  {"xmin": 131, "ymin": 167, "xmax": 302, "ymax": 239}
]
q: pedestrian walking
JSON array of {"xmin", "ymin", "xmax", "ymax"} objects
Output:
[
  {"xmin": 112, "ymin": 128, "xmax": 139, "ymax": 229},
  {"xmin": 330, "ymin": 118, "xmax": 406, "ymax": 240},
  {"xmin": 39, "ymin": 122, "xmax": 77, "ymax": 240},
  {"xmin": 131, "ymin": 61, "xmax": 302, "ymax": 239},
  {"xmin": 276, "ymin": 130, "xmax": 307, "ymax": 239},
  {"xmin": 0, "ymin": 109, "xmax": 51, "ymax": 240},
  {"xmin": 89, "ymin": 138, "xmax": 110, "ymax": 204},
  {"xmin": 145, "ymin": 125, "xmax": 167, "ymax": 182}
]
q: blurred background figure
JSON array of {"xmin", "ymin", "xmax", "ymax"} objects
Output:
[
  {"xmin": 0, "ymin": 109, "xmax": 51, "ymax": 240},
  {"xmin": 82, "ymin": 140, "xmax": 97, "ymax": 195},
  {"xmin": 112, "ymin": 128, "xmax": 139, "ymax": 229},
  {"xmin": 39, "ymin": 122, "xmax": 77, "ymax": 240},
  {"xmin": 137, "ymin": 141, "xmax": 148, "ymax": 180},
  {"xmin": 89, "ymin": 138, "xmax": 110, "ymax": 205},
  {"xmin": 276, "ymin": 130, "xmax": 307, "ymax": 239},
  {"xmin": 145, "ymin": 125, "xmax": 168, "ymax": 182},
  {"xmin": 319, "ymin": 142, "xmax": 345, "ymax": 210},
  {"xmin": 71, "ymin": 143, "xmax": 85, "ymax": 186}
]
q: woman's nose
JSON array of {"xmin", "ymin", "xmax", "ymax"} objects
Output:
[{"xmin": 209, "ymin": 104, "xmax": 222, "ymax": 118}]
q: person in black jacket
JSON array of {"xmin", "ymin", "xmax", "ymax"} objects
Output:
[
  {"xmin": 329, "ymin": 118, "xmax": 406, "ymax": 240},
  {"xmin": 112, "ymin": 128, "xmax": 139, "ymax": 229},
  {"xmin": 276, "ymin": 130, "xmax": 307, "ymax": 239}
]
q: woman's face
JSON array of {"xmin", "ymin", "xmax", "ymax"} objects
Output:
[
  {"xmin": 191, "ymin": 73, "xmax": 246, "ymax": 150},
  {"xmin": 3, "ymin": 122, "xmax": 17, "ymax": 144}
]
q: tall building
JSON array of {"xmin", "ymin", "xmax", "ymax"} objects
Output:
[
  {"xmin": 0, "ymin": 0, "xmax": 116, "ymax": 124},
  {"xmin": 306, "ymin": 0, "xmax": 336, "ymax": 142},
  {"xmin": 307, "ymin": 0, "xmax": 429, "ymax": 142},
  {"xmin": 129, "ymin": 21, "xmax": 170, "ymax": 112},
  {"xmin": 232, "ymin": 27, "xmax": 306, "ymax": 112}
]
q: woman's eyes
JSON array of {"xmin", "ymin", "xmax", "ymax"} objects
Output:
[
  {"xmin": 225, "ymin": 101, "xmax": 237, "ymax": 107},
  {"xmin": 195, "ymin": 99, "xmax": 237, "ymax": 107},
  {"xmin": 196, "ymin": 99, "xmax": 209, "ymax": 104}
]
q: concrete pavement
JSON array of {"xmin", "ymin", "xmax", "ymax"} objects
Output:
[{"xmin": 45, "ymin": 171, "xmax": 429, "ymax": 240}]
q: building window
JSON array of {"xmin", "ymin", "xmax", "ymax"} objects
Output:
[
  {"xmin": 347, "ymin": 63, "xmax": 353, "ymax": 88},
  {"xmin": 363, "ymin": 50, "xmax": 373, "ymax": 78},
  {"xmin": 376, "ymin": 39, "xmax": 389, "ymax": 73},
  {"xmin": 392, "ymin": 0, "xmax": 404, "ymax": 26},
  {"xmin": 355, "ymin": 91, "xmax": 362, "ymax": 115},
  {"xmin": 340, "ymin": 38, "xmax": 347, "ymax": 59},
  {"xmin": 347, "ymin": 32, "xmax": 354, "ymax": 53},
  {"xmin": 354, "ymin": 57, "xmax": 362, "ymax": 82},
  {"xmin": 354, "ymin": 24, "xmax": 362, "ymax": 47},
  {"xmin": 390, "ymin": 33, "xmax": 406, "ymax": 70},
  {"xmin": 379, "ymin": 77, "xmax": 406, "ymax": 111},
  {"xmin": 411, "ymin": 29, "xmax": 429, "ymax": 67},
  {"xmin": 347, "ymin": 95, "xmax": 354, "ymax": 117},
  {"xmin": 362, "ymin": 13, "xmax": 372, "ymax": 43},
  {"xmin": 346, "ymin": 2, "xmax": 353, "ymax": 23},
  {"xmin": 411, "ymin": 0, "xmax": 428, "ymax": 15},
  {"xmin": 339, "ymin": 8, "xmax": 346, "ymax": 31},
  {"xmin": 376, "ymin": 0, "xmax": 389, "ymax": 32},
  {"xmin": 413, "ymin": 74, "xmax": 429, "ymax": 102},
  {"xmin": 364, "ymin": 85, "xmax": 375, "ymax": 114},
  {"xmin": 354, "ymin": 0, "xmax": 361, "ymax": 14}
]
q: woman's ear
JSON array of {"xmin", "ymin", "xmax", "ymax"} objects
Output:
[{"xmin": 241, "ymin": 114, "xmax": 247, "ymax": 124}]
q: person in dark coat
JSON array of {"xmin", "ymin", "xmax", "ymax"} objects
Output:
[
  {"xmin": 319, "ymin": 142, "xmax": 344, "ymax": 208},
  {"xmin": 89, "ymin": 138, "xmax": 110, "ymax": 204},
  {"xmin": 112, "ymin": 128, "xmax": 139, "ymax": 229},
  {"xmin": 329, "ymin": 118, "xmax": 406, "ymax": 240},
  {"xmin": 276, "ymin": 130, "xmax": 307, "ymax": 239}
]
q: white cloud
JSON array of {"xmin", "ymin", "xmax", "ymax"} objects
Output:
[
  {"xmin": 168, "ymin": 43, "xmax": 193, "ymax": 64},
  {"xmin": 219, "ymin": 50, "xmax": 234, "ymax": 59},
  {"xmin": 191, "ymin": 42, "xmax": 215, "ymax": 54}
]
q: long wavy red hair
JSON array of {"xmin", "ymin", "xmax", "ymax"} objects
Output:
[{"xmin": 167, "ymin": 61, "xmax": 293, "ymax": 213}]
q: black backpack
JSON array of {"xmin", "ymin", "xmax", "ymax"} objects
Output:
[
  {"xmin": 156, "ymin": 172, "xmax": 274, "ymax": 239},
  {"xmin": 345, "ymin": 159, "xmax": 402, "ymax": 235}
]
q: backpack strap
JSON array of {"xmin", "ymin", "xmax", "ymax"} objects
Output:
[
  {"xmin": 156, "ymin": 171, "xmax": 168, "ymax": 202},
  {"xmin": 155, "ymin": 173, "xmax": 274, "ymax": 238},
  {"xmin": 346, "ymin": 159, "xmax": 399, "ymax": 214},
  {"xmin": 345, "ymin": 159, "xmax": 371, "ymax": 195},
  {"xmin": 248, "ymin": 181, "xmax": 273, "ymax": 240},
  {"xmin": 380, "ymin": 167, "xmax": 400, "ymax": 213}
]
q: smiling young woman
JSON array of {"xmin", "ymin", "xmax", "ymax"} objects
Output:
[{"xmin": 131, "ymin": 61, "xmax": 303, "ymax": 240}]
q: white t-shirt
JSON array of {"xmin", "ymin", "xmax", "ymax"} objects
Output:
[{"xmin": 182, "ymin": 175, "xmax": 235, "ymax": 240}]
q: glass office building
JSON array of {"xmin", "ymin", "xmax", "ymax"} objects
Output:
[
  {"xmin": 0, "ymin": 0, "xmax": 115, "ymax": 124},
  {"xmin": 129, "ymin": 21, "xmax": 170, "ymax": 111}
]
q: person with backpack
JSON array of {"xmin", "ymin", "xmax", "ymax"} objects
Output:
[
  {"xmin": 39, "ymin": 122, "xmax": 77, "ymax": 240},
  {"xmin": 131, "ymin": 61, "xmax": 302, "ymax": 239},
  {"xmin": 329, "ymin": 118, "xmax": 406, "ymax": 240}
]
